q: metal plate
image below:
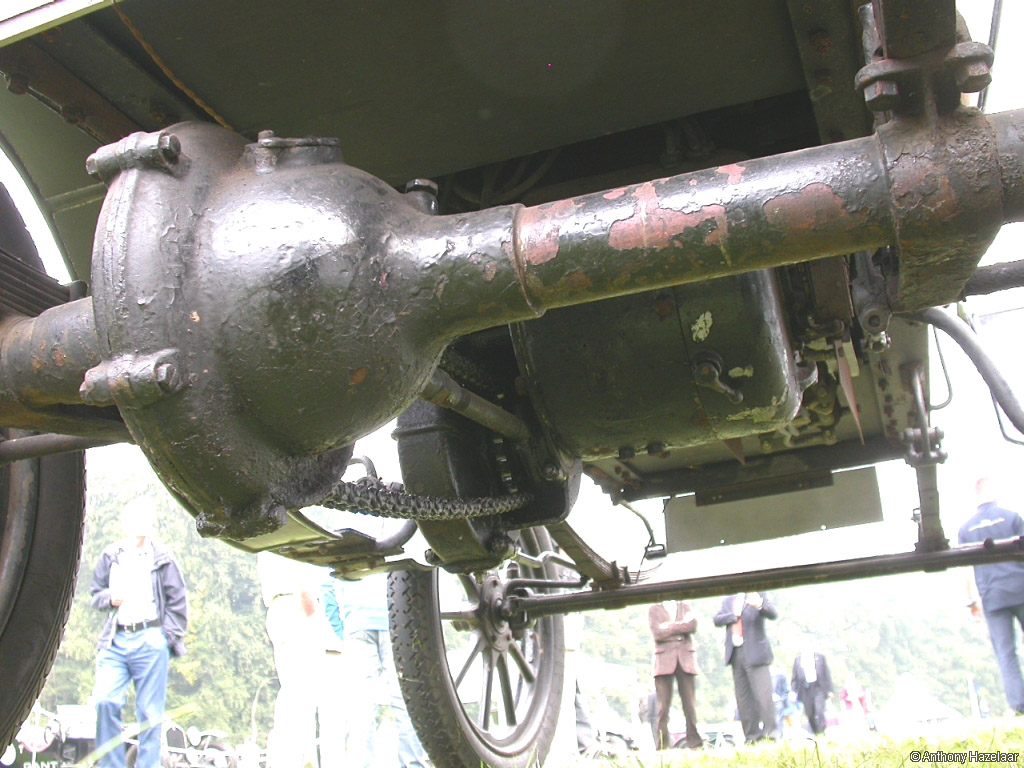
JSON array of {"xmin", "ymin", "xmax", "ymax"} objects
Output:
[{"xmin": 663, "ymin": 464, "xmax": 883, "ymax": 552}]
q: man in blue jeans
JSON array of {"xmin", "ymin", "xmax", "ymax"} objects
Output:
[
  {"xmin": 338, "ymin": 573, "xmax": 426, "ymax": 768},
  {"xmin": 959, "ymin": 477, "xmax": 1024, "ymax": 714},
  {"xmin": 90, "ymin": 498, "xmax": 188, "ymax": 768}
]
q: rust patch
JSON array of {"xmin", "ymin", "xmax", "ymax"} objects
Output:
[
  {"xmin": 716, "ymin": 163, "xmax": 746, "ymax": 185},
  {"xmin": 518, "ymin": 198, "xmax": 580, "ymax": 266},
  {"xmin": 483, "ymin": 262, "xmax": 498, "ymax": 282},
  {"xmin": 603, "ymin": 188, "xmax": 627, "ymax": 200},
  {"xmin": 607, "ymin": 182, "xmax": 728, "ymax": 254},
  {"xmin": 349, "ymin": 367, "xmax": 368, "ymax": 386},
  {"xmin": 53, "ymin": 348, "xmax": 66, "ymax": 366},
  {"xmin": 653, "ymin": 294, "xmax": 675, "ymax": 320},
  {"xmin": 763, "ymin": 182, "xmax": 855, "ymax": 233},
  {"xmin": 561, "ymin": 269, "xmax": 593, "ymax": 292}
]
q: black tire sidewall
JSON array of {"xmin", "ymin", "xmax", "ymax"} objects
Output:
[{"xmin": 0, "ymin": 446, "xmax": 86, "ymax": 747}]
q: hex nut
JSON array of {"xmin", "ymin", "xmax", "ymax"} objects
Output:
[{"xmin": 863, "ymin": 79, "xmax": 900, "ymax": 112}]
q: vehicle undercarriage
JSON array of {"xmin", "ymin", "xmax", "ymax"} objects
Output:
[{"xmin": 2, "ymin": 1, "xmax": 1024, "ymax": 765}]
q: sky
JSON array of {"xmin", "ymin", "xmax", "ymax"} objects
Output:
[{"xmin": 3, "ymin": 0, "xmax": 1024, "ymax": 584}]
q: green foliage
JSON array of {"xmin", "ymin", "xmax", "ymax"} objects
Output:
[{"xmin": 36, "ymin": 446, "xmax": 276, "ymax": 743}]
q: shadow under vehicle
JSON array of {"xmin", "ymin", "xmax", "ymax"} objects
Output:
[{"xmin": 2, "ymin": 2, "xmax": 1024, "ymax": 766}]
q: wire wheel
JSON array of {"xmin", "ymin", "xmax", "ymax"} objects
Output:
[{"xmin": 389, "ymin": 526, "xmax": 564, "ymax": 768}]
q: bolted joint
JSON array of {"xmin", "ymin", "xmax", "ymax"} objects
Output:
[
  {"xmin": 862, "ymin": 78, "xmax": 900, "ymax": 112},
  {"xmin": 80, "ymin": 349, "xmax": 185, "ymax": 408},
  {"xmin": 86, "ymin": 130, "xmax": 183, "ymax": 184},
  {"xmin": 947, "ymin": 41, "xmax": 994, "ymax": 94}
]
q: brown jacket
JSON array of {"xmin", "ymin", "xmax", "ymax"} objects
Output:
[{"xmin": 648, "ymin": 602, "xmax": 698, "ymax": 677}]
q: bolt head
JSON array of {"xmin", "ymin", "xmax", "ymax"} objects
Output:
[
  {"xmin": 404, "ymin": 178, "xmax": 439, "ymax": 196},
  {"xmin": 863, "ymin": 79, "xmax": 900, "ymax": 112},
  {"xmin": 157, "ymin": 133, "xmax": 181, "ymax": 162},
  {"xmin": 155, "ymin": 362, "xmax": 178, "ymax": 392},
  {"xmin": 955, "ymin": 61, "xmax": 992, "ymax": 93}
]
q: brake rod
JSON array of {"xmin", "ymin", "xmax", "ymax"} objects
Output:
[{"xmin": 504, "ymin": 536, "xmax": 1024, "ymax": 618}]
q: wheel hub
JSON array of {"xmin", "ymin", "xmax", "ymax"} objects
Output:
[{"xmin": 478, "ymin": 575, "xmax": 513, "ymax": 653}]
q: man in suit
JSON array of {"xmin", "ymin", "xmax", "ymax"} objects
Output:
[
  {"xmin": 713, "ymin": 592, "xmax": 778, "ymax": 743},
  {"xmin": 958, "ymin": 476, "xmax": 1024, "ymax": 714},
  {"xmin": 791, "ymin": 648, "xmax": 833, "ymax": 734},
  {"xmin": 648, "ymin": 601, "xmax": 702, "ymax": 749}
]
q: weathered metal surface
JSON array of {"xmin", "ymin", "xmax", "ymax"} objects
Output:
[
  {"xmin": 785, "ymin": 0, "xmax": 873, "ymax": 143},
  {"xmin": 0, "ymin": 40, "xmax": 139, "ymax": 143},
  {"xmin": 871, "ymin": 0, "xmax": 956, "ymax": 60},
  {"xmin": 420, "ymin": 369, "xmax": 530, "ymax": 443},
  {"xmin": 511, "ymin": 270, "xmax": 803, "ymax": 461},
  {"xmin": 962, "ymin": 260, "xmax": 1024, "ymax": 297},
  {"xmin": 0, "ymin": 432, "xmax": 115, "ymax": 465},
  {"xmin": 3, "ymin": 104, "xmax": 1021, "ymax": 540},
  {"xmin": 0, "ymin": 299, "xmax": 100, "ymax": 407},
  {"xmin": 506, "ymin": 536, "xmax": 1024, "ymax": 619}
]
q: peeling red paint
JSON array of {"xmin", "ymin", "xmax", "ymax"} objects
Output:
[
  {"xmin": 603, "ymin": 188, "xmax": 627, "ymax": 200},
  {"xmin": 483, "ymin": 262, "xmax": 498, "ymax": 282},
  {"xmin": 518, "ymin": 198, "xmax": 580, "ymax": 266},
  {"xmin": 349, "ymin": 366, "xmax": 368, "ymax": 386},
  {"xmin": 763, "ymin": 182, "xmax": 856, "ymax": 233},
  {"xmin": 716, "ymin": 163, "xmax": 746, "ymax": 184},
  {"xmin": 608, "ymin": 182, "xmax": 728, "ymax": 253}
]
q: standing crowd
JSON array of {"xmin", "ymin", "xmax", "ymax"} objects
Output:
[{"xmin": 85, "ymin": 472, "xmax": 1024, "ymax": 764}]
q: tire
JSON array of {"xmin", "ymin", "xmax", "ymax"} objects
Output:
[
  {"xmin": 389, "ymin": 526, "xmax": 565, "ymax": 768},
  {"xmin": 0, "ymin": 182, "xmax": 87, "ymax": 749},
  {"xmin": 0, "ymin": 434, "xmax": 85, "ymax": 750}
]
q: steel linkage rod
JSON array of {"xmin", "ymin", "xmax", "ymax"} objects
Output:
[
  {"xmin": 505, "ymin": 537, "xmax": 1024, "ymax": 619},
  {"xmin": 0, "ymin": 432, "xmax": 121, "ymax": 465}
]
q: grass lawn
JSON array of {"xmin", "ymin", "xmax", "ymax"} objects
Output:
[{"xmin": 563, "ymin": 719, "xmax": 1024, "ymax": 767}]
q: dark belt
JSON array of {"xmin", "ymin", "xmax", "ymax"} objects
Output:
[{"xmin": 118, "ymin": 619, "xmax": 160, "ymax": 633}]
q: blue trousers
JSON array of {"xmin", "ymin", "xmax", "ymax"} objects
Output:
[
  {"xmin": 93, "ymin": 626, "xmax": 169, "ymax": 768},
  {"xmin": 985, "ymin": 603, "xmax": 1024, "ymax": 713}
]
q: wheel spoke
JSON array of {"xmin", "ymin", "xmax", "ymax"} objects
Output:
[
  {"xmin": 457, "ymin": 573, "xmax": 480, "ymax": 599},
  {"xmin": 479, "ymin": 650, "xmax": 495, "ymax": 731},
  {"xmin": 508, "ymin": 640, "xmax": 536, "ymax": 684},
  {"xmin": 454, "ymin": 636, "xmax": 484, "ymax": 689},
  {"xmin": 496, "ymin": 654, "xmax": 518, "ymax": 727}
]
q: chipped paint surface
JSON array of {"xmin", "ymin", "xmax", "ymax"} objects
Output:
[
  {"xmin": 716, "ymin": 163, "xmax": 746, "ymax": 184},
  {"xmin": 349, "ymin": 366, "xmax": 368, "ymax": 386},
  {"xmin": 763, "ymin": 182, "xmax": 851, "ymax": 233},
  {"xmin": 607, "ymin": 182, "xmax": 727, "ymax": 252},
  {"xmin": 518, "ymin": 198, "xmax": 580, "ymax": 266},
  {"xmin": 728, "ymin": 365, "xmax": 754, "ymax": 378},
  {"xmin": 691, "ymin": 311, "xmax": 712, "ymax": 342},
  {"xmin": 726, "ymin": 396, "xmax": 782, "ymax": 422},
  {"xmin": 603, "ymin": 188, "xmax": 627, "ymax": 200}
]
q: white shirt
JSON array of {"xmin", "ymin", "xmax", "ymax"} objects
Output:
[{"xmin": 111, "ymin": 539, "xmax": 158, "ymax": 626}]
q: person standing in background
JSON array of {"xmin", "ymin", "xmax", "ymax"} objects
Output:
[
  {"xmin": 90, "ymin": 498, "xmax": 188, "ymax": 768},
  {"xmin": 791, "ymin": 646, "xmax": 833, "ymax": 735},
  {"xmin": 958, "ymin": 476, "xmax": 1024, "ymax": 714},
  {"xmin": 647, "ymin": 601, "xmax": 702, "ymax": 749},
  {"xmin": 713, "ymin": 592, "xmax": 778, "ymax": 743},
  {"xmin": 338, "ymin": 573, "xmax": 427, "ymax": 768},
  {"xmin": 257, "ymin": 552, "xmax": 326, "ymax": 768}
]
